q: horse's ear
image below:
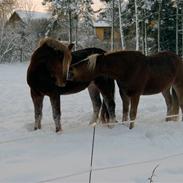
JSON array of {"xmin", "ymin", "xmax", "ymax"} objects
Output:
[{"xmin": 68, "ymin": 43, "xmax": 74, "ymax": 50}]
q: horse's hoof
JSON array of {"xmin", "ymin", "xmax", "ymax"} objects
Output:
[
  {"xmin": 89, "ymin": 121, "xmax": 97, "ymax": 125},
  {"xmin": 129, "ymin": 122, "xmax": 135, "ymax": 129},
  {"xmin": 107, "ymin": 124, "xmax": 115, "ymax": 129},
  {"xmin": 165, "ymin": 117, "xmax": 171, "ymax": 121},
  {"xmin": 107, "ymin": 119, "xmax": 117, "ymax": 129},
  {"xmin": 166, "ymin": 116, "xmax": 179, "ymax": 121},
  {"xmin": 34, "ymin": 126, "xmax": 41, "ymax": 131},
  {"xmin": 56, "ymin": 128, "xmax": 60, "ymax": 133},
  {"xmin": 56, "ymin": 127, "xmax": 63, "ymax": 133}
]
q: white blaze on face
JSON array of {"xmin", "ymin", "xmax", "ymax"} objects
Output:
[
  {"xmin": 66, "ymin": 63, "xmax": 70, "ymax": 80},
  {"xmin": 62, "ymin": 50, "xmax": 71, "ymax": 80}
]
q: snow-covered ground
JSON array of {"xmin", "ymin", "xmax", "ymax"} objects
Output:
[{"xmin": 1, "ymin": 63, "xmax": 183, "ymax": 183}]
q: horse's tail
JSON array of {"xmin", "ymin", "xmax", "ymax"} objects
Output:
[{"xmin": 171, "ymin": 87, "xmax": 179, "ymax": 120}]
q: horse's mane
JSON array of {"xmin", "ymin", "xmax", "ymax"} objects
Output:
[
  {"xmin": 87, "ymin": 54, "xmax": 100, "ymax": 71},
  {"xmin": 104, "ymin": 50, "xmax": 143, "ymax": 56},
  {"xmin": 39, "ymin": 37, "xmax": 68, "ymax": 52},
  {"xmin": 87, "ymin": 51, "xmax": 122, "ymax": 71}
]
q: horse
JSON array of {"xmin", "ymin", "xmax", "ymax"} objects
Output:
[
  {"xmin": 67, "ymin": 50, "xmax": 183, "ymax": 129},
  {"xmin": 27, "ymin": 38, "xmax": 115, "ymax": 132}
]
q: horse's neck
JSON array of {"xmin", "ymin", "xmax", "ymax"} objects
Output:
[
  {"xmin": 97, "ymin": 52, "xmax": 145, "ymax": 80},
  {"xmin": 96, "ymin": 53, "xmax": 126, "ymax": 79}
]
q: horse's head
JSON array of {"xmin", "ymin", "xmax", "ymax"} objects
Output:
[
  {"xmin": 38, "ymin": 38, "xmax": 74, "ymax": 87},
  {"xmin": 50, "ymin": 45, "xmax": 74, "ymax": 87},
  {"xmin": 56, "ymin": 43, "xmax": 73, "ymax": 87},
  {"xmin": 67, "ymin": 64, "xmax": 78, "ymax": 81},
  {"xmin": 67, "ymin": 58, "xmax": 93, "ymax": 82},
  {"xmin": 67, "ymin": 54, "xmax": 99, "ymax": 82}
]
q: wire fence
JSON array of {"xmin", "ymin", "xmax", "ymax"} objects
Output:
[{"xmin": 36, "ymin": 148, "xmax": 183, "ymax": 183}]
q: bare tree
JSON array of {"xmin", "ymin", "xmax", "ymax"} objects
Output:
[
  {"xmin": 0, "ymin": 0, "xmax": 19, "ymax": 63},
  {"xmin": 0, "ymin": 0, "xmax": 17, "ymax": 22},
  {"xmin": 118, "ymin": 0, "xmax": 125, "ymax": 49},
  {"xmin": 182, "ymin": 7, "xmax": 183, "ymax": 57},
  {"xmin": 148, "ymin": 164, "xmax": 159, "ymax": 183},
  {"xmin": 157, "ymin": 0, "xmax": 162, "ymax": 52},
  {"xmin": 134, "ymin": 0, "xmax": 140, "ymax": 50}
]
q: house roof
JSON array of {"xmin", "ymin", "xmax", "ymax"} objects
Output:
[
  {"xmin": 12, "ymin": 10, "xmax": 51, "ymax": 23},
  {"xmin": 93, "ymin": 20, "xmax": 111, "ymax": 28}
]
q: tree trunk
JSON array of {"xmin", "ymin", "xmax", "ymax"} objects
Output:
[
  {"xmin": 157, "ymin": 0, "xmax": 162, "ymax": 52},
  {"xmin": 118, "ymin": 0, "xmax": 125, "ymax": 49},
  {"xmin": 69, "ymin": 9, "xmax": 72, "ymax": 43},
  {"xmin": 176, "ymin": 0, "xmax": 179, "ymax": 55},
  {"xmin": 134, "ymin": 0, "xmax": 139, "ymax": 50},
  {"xmin": 75, "ymin": 15, "xmax": 78, "ymax": 51},
  {"xmin": 144, "ymin": 21, "xmax": 148, "ymax": 55},
  {"xmin": 182, "ymin": 8, "xmax": 183, "ymax": 57},
  {"xmin": 111, "ymin": 0, "xmax": 114, "ymax": 51}
]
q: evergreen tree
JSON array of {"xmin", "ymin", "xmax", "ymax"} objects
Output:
[{"xmin": 42, "ymin": 0, "xmax": 94, "ymax": 45}]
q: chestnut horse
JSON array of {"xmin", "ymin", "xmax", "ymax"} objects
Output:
[
  {"xmin": 68, "ymin": 50, "xmax": 183, "ymax": 129},
  {"xmin": 27, "ymin": 38, "xmax": 115, "ymax": 132}
]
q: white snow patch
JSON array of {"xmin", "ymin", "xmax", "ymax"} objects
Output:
[{"xmin": 0, "ymin": 63, "xmax": 183, "ymax": 182}]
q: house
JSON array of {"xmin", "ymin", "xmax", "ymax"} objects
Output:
[
  {"xmin": 7, "ymin": 10, "xmax": 51, "ymax": 27},
  {"xmin": 93, "ymin": 20, "xmax": 111, "ymax": 40},
  {"xmin": 93, "ymin": 20, "xmax": 120, "ymax": 42}
]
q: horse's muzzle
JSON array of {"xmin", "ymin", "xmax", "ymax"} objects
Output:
[
  {"xmin": 55, "ymin": 80, "xmax": 66, "ymax": 87},
  {"xmin": 66, "ymin": 71, "xmax": 74, "ymax": 81}
]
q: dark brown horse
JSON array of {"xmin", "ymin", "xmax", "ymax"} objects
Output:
[
  {"xmin": 27, "ymin": 38, "xmax": 115, "ymax": 132},
  {"xmin": 68, "ymin": 50, "xmax": 183, "ymax": 129}
]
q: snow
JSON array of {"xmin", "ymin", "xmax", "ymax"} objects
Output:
[
  {"xmin": 93, "ymin": 20, "xmax": 111, "ymax": 28},
  {"xmin": 15, "ymin": 10, "xmax": 51, "ymax": 22},
  {"xmin": 1, "ymin": 63, "xmax": 183, "ymax": 183}
]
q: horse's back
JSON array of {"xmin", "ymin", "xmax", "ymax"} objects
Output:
[
  {"xmin": 146, "ymin": 51, "xmax": 181, "ymax": 77},
  {"xmin": 143, "ymin": 51, "xmax": 181, "ymax": 95}
]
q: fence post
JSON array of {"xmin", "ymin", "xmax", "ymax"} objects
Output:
[{"xmin": 89, "ymin": 123, "xmax": 96, "ymax": 183}]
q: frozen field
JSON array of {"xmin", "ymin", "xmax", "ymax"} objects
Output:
[{"xmin": 0, "ymin": 63, "xmax": 183, "ymax": 183}]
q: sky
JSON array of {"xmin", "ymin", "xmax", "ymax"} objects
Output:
[{"xmin": 18, "ymin": 0, "xmax": 104, "ymax": 12}]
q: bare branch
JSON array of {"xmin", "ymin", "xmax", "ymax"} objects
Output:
[{"xmin": 148, "ymin": 164, "xmax": 159, "ymax": 183}]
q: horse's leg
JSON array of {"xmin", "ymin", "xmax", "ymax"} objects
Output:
[
  {"xmin": 94, "ymin": 77, "xmax": 116, "ymax": 123},
  {"xmin": 172, "ymin": 85, "xmax": 183, "ymax": 121},
  {"xmin": 162, "ymin": 88, "xmax": 173, "ymax": 121},
  {"xmin": 119, "ymin": 89, "xmax": 130, "ymax": 122},
  {"xmin": 117, "ymin": 80, "xmax": 130, "ymax": 122},
  {"xmin": 31, "ymin": 89, "xmax": 44, "ymax": 130},
  {"xmin": 129, "ymin": 95, "xmax": 140, "ymax": 129},
  {"xmin": 100, "ymin": 100, "xmax": 109, "ymax": 123},
  {"xmin": 102, "ymin": 94, "xmax": 116, "ymax": 123},
  {"xmin": 162, "ymin": 88, "xmax": 179, "ymax": 121},
  {"xmin": 171, "ymin": 87, "xmax": 179, "ymax": 120},
  {"xmin": 49, "ymin": 93, "xmax": 62, "ymax": 132},
  {"xmin": 88, "ymin": 82, "xmax": 102, "ymax": 124}
]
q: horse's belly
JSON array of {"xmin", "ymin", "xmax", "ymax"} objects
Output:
[
  {"xmin": 143, "ymin": 77, "xmax": 174, "ymax": 95},
  {"xmin": 59, "ymin": 81, "xmax": 90, "ymax": 95}
]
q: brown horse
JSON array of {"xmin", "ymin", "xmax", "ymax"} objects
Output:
[
  {"xmin": 27, "ymin": 38, "xmax": 115, "ymax": 132},
  {"xmin": 68, "ymin": 50, "xmax": 183, "ymax": 129}
]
